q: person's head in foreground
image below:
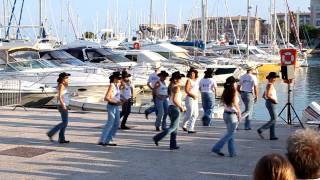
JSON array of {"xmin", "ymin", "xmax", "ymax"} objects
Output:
[
  {"xmin": 287, "ymin": 128, "xmax": 320, "ymax": 179},
  {"xmin": 254, "ymin": 153, "xmax": 295, "ymax": 180}
]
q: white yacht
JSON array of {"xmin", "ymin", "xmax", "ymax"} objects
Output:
[{"xmin": 0, "ymin": 46, "xmax": 110, "ymax": 93}]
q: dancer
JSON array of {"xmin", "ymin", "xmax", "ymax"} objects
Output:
[
  {"xmin": 144, "ymin": 62, "xmax": 161, "ymax": 119},
  {"xmin": 153, "ymin": 71, "xmax": 185, "ymax": 150},
  {"xmin": 212, "ymin": 76, "xmax": 240, "ymax": 157},
  {"xmin": 199, "ymin": 68, "xmax": 217, "ymax": 126},
  {"xmin": 153, "ymin": 71, "xmax": 169, "ymax": 131},
  {"xmin": 120, "ymin": 71, "xmax": 134, "ymax": 130},
  {"xmin": 257, "ymin": 72, "xmax": 279, "ymax": 140},
  {"xmin": 238, "ymin": 66, "xmax": 259, "ymax": 130},
  {"xmin": 99, "ymin": 71, "xmax": 122, "ymax": 146},
  {"xmin": 182, "ymin": 68, "xmax": 199, "ymax": 133},
  {"xmin": 47, "ymin": 72, "xmax": 71, "ymax": 144}
]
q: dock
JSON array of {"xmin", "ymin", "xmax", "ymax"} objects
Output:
[{"xmin": 0, "ymin": 107, "xmax": 302, "ymax": 180}]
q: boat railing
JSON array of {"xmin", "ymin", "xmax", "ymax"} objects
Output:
[{"xmin": 0, "ymin": 79, "xmax": 23, "ymax": 109}]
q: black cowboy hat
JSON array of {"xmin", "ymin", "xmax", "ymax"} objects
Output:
[
  {"xmin": 204, "ymin": 68, "xmax": 215, "ymax": 75},
  {"xmin": 224, "ymin": 76, "xmax": 239, "ymax": 88},
  {"xmin": 109, "ymin": 71, "xmax": 122, "ymax": 80},
  {"xmin": 158, "ymin": 70, "xmax": 169, "ymax": 77},
  {"xmin": 170, "ymin": 71, "xmax": 185, "ymax": 81},
  {"xmin": 122, "ymin": 71, "xmax": 131, "ymax": 78},
  {"xmin": 59, "ymin": 72, "xmax": 71, "ymax": 79},
  {"xmin": 266, "ymin": 72, "xmax": 280, "ymax": 79}
]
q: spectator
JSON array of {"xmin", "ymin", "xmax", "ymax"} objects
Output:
[
  {"xmin": 287, "ymin": 128, "xmax": 320, "ymax": 179},
  {"xmin": 253, "ymin": 153, "xmax": 295, "ymax": 180}
]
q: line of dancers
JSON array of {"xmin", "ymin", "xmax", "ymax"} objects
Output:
[{"xmin": 47, "ymin": 65, "xmax": 281, "ymax": 157}]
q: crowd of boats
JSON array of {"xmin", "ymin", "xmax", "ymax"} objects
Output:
[{"xmin": 0, "ymin": 37, "xmax": 309, "ymax": 109}]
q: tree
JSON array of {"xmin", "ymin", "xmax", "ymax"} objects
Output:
[{"xmin": 83, "ymin": 32, "xmax": 96, "ymax": 39}]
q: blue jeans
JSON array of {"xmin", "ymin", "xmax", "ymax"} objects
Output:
[
  {"xmin": 212, "ymin": 112, "xmax": 238, "ymax": 157},
  {"xmin": 240, "ymin": 91, "xmax": 254, "ymax": 129},
  {"xmin": 201, "ymin": 92, "xmax": 215, "ymax": 126},
  {"xmin": 100, "ymin": 104, "xmax": 120, "ymax": 144},
  {"xmin": 155, "ymin": 97, "xmax": 168, "ymax": 129},
  {"xmin": 120, "ymin": 100, "xmax": 131, "ymax": 127},
  {"xmin": 258, "ymin": 100, "xmax": 277, "ymax": 138},
  {"xmin": 145, "ymin": 96, "xmax": 158, "ymax": 115},
  {"xmin": 153, "ymin": 105, "xmax": 180, "ymax": 148},
  {"xmin": 48, "ymin": 106, "xmax": 69, "ymax": 141}
]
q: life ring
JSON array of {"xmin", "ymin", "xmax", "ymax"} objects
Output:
[{"xmin": 133, "ymin": 42, "xmax": 140, "ymax": 49}]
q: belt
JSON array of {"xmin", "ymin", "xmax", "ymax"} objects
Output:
[
  {"xmin": 108, "ymin": 102, "xmax": 119, "ymax": 106},
  {"xmin": 240, "ymin": 91, "xmax": 252, "ymax": 93},
  {"xmin": 224, "ymin": 111, "xmax": 237, "ymax": 114}
]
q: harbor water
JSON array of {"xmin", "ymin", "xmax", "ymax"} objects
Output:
[{"xmin": 253, "ymin": 57, "xmax": 320, "ymax": 122}]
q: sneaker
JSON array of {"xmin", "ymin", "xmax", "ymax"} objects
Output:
[
  {"xmin": 152, "ymin": 137, "xmax": 159, "ymax": 146},
  {"xmin": 182, "ymin": 127, "xmax": 188, "ymax": 132},
  {"xmin": 155, "ymin": 127, "xmax": 160, "ymax": 131},
  {"xmin": 106, "ymin": 143, "xmax": 117, "ymax": 146},
  {"xmin": 98, "ymin": 142, "xmax": 107, "ymax": 146},
  {"xmin": 187, "ymin": 131, "xmax": 196, "ymax": 134},
  {"xmin": 270, "ymin": 137, "xmax": 279, "ymax": 140},
  {"xmin": 121, "ymin": 126, "xmax": 131, "ymax": 130},
  {"xmin": 144, "ymin": 111, "xmax": 149, "ymax": 119},
  {"xmin": 46, "ymin": 133, "xmax": 53, "ymax": 142},
  {"xmin": 257, "ymin": 129, "xmax": 264, "ymax": 139},
  {"xmin": 244, "ymin": 128, "xmax": 252, "ymax": 130},
  {"xmin": 58, "ymin": 140, "xmax": 70, "ymax": 144},
  {"xmin": 212, "ymin": 150, "xmax": 225, "ymax": 156}
]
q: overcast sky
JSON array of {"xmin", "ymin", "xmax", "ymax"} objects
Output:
[{"xmin": 0, "ymin": 0, "xmax": 310, "ymax": 40}]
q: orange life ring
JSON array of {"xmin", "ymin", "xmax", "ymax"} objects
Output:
[{"xmin": 133, "ymin": 42, "xmax": 140, "ymax": 49}]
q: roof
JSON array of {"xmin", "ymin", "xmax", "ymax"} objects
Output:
[{"xmin": 142, "ymin": 43, "xmax": 188, "ymax": 53}]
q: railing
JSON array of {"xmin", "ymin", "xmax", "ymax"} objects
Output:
[{"xmin": 0, "ymin": 80, "xmax": 22, "ymax": 107}]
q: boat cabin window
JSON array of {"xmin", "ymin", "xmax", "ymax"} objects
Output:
[
  {"xmin": 157, "ymin": 52, "xmax": 170, "ymax": 59},
  {"xmin": 214, "ymin": 68, "xmax": 236, "ymax": 75},
  {"xmin": 125, "ymin": 55, "xmax": 138, "ymax": 62},
  {"xmin": 10, "ymin": 51, "xmax": 40, "ymax": 61},
  {"xmin": 65, "ymin": 49, "xmax": 84, "ymax": 60},
  {"xmin": 173, "ymin": 52, "xmax": 191, "ymax": 59},
  {"xmin": 0, "ymin": 64, "xmax": 15, "ymax": 72},
  {"xmin": 9, "ymin": 60, "xmax": 45, "ymax": 71}
]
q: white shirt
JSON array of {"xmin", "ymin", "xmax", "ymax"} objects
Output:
[
  {"xmin": 111, "ymin": 83, "xmax": 121, "ymax": 102},
  {"xmin": 122, "ymin": 82, "xmax": 132, "ymax": 100},
  {"xmin": 199, "ymin": 78, "xmax": 217, "ymax": 93},
  {"xmin": 58, "ymin": 88, "xmax": 70, "ymax": 106},
  {"xmin": 147, "ymin": 72, "xmax": 160, "ymax": 88},
  {"xmin": 239, "ymin": 73, "xmax": 258, "ymax": 93},
  {"xmin": 157, "ymin": 81, "xmax": 168, "ymax": 96},
  {"xmin": 224, "ymin": 95, "xmax": 240, "ymax": 113},
  {"xmin": 188, "ymin": 78, "xmax": 199, "ymax": 94}
]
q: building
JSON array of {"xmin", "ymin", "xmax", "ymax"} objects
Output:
[
  {"xmin": 187, "ymin": 16, "xmax": 267, "ymax": 44},
  {"xmin": 311, "ymin": 0, "xmax": 320, "ymax": 27},
  {"xmin": 276, "ymin": 12, "xmax": 311, "ymax": 26},
  {"xmin": 137, "ymin": 24, "xmax": 178, "ymax": 39}
]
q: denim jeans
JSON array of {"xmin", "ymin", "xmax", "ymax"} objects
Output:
[
  {"xmin": 100, "ymin": 104, "xmax": 120, "ymax": 144},
  {"xmin": 258, "ymin": 100, "xmax": 277, "ymax": 138},
  {"xmin": 182, "ymin": 96, "xmax": 199, "ymax": 131},
  {"xmin": 201, "ymin": 92, "xmax": 215, "ymax": 126},
  {"xmin": 240, "ymin": 91, "xmax": 254, "ymax": 129},
  {"xmin": 155, "ymin": 97, "xmax": 168, "ymax": 129},
  {"xmin": 145, "ymin": 96, "xmax": 158, "ymax": 115},
  {"xmin": 212, "ymin": 112, "xmax": 238, "ymax": 157},
  {"xmin": 120, "ymin": 100, "xmax": 131, "ymax": 127},
  {"xmin": 48, "ymin": 106, "xmax": 69, "ymax": 141},
  {"xmin": 153, "ymin": 105, "xmax": 180, "ymax": 148}
]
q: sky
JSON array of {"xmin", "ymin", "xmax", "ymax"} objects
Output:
[{"xmin": 0, "ymin": 0, "xmax": 310, "ymax": 41}]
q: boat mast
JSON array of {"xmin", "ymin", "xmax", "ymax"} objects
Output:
[
  {"xmin": 39, "ymin": 0, "xmax": 42, "ymax": 38},
  {"xmin": 164, "ymin": 0, "xmax": 167, "ymax": 39},
  {"xmin": 149, "ymin": 0, "xmax": 153, "ymax": 29},
  {"xmin": 273, "ymin": 0, "xmax": 276, "ymax": 52},
  {"xmin": 246, "ymin": 0, "xmax": 250, "ymax": 59},
  {"xmin": 201, "ymin": 0, "xmax": 207, "ymax": 54}
]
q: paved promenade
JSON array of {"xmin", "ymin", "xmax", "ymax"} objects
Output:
[{"xmin": 0, "ymin": 107, "xmax": 301, "ymax": 180}]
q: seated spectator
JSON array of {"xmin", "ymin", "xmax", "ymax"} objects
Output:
[
  {"xmin": 253, "ymin": 153, "xmax": 295, "ymax": 180},
  {"xmin": 287, "ymin": 128, "xmax": 320, "ymax": 179}
]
